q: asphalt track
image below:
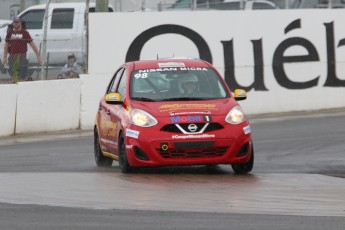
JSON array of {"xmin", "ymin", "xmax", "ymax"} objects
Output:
[{"xmin": 0, "ymin": 109, "xmax": 344, "ymax": 229}]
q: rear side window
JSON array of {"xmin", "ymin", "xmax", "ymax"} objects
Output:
[
  {"xmin": 89, "ymin": 7, "xmax": 114, "ymax": 12},
  {"xmin": 212, "ymin": 2, "xmax": 241, "ymax": 10},
  {"xmin": 51, "ymin": 9, "xmax": 74, "ymax": 29},
  {"xmin": 252, "ymin": 2, "xmax": 276, "ymax": 9},
  {"xmin": 20, "ymin": 9, "xmax": 44, "ymax": 29}
]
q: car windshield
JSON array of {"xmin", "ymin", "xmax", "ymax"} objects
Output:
[{"xmin": 130, "ymin": 68, "xmax": 230, "ymax": 102}]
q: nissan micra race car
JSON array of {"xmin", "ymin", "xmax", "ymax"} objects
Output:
[{"xmin": 94, "ymin": 59, "xmax": 253, "ymax": 174}]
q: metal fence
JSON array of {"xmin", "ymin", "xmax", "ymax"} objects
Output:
[
  {"xmin": 163, "ymin": 0, "xmax": 345, "ymax": 10},
  {"xmin": 0, "ymin": 0, "xmax": 343, "ymax": 83}
]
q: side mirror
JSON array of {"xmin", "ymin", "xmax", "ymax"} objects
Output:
[
  {"xmin": 234, "ymin": 89, "xmax": 247, "ymax": 101},
  {"xmin": 105, "ymin": 93, "xmax": 122, "ymax": 105}
]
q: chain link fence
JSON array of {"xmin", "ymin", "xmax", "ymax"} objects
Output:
[{"xmin": 0, "ymin": 0, "xmax": 343, "ymax": 83}]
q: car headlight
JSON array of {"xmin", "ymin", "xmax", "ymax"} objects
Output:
[
  {"xmin": 130, "ymin": 109, "xmax": 158, "ymax": 127},
  {"xmin": 225, "ymin": 106, "xmax": 246, "ymax": 124}
]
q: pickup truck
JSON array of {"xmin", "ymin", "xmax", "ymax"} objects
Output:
[
  {"xmin": 210, "ymin": 0, "xmax": 278, "ymax": 10},
  {"xmin": 0, "ymin": 2, "xmax": 113, "ymax": 77}
]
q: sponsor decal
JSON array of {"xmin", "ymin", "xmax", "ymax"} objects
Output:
[
  {"xmin": 180, "ymin": 67, "xmax": 208, "ymax": 71},
  {"xmin": 138, "ymin": 68, "xmax": 177, "ymax": 73},
  {"xmin": 126, "ymin": 145, "xmax": 133, "ymax": 149},
  {"xmin": 126, "ymin": 21, "xmax": 345, "ymax": 91},
  {"xmin": 158, "ymin": 62, "xmax": 185, "ymax": 68},
  {"xmin": 126, "ymin": 129, "xmax": 140, "ymax": 139},
  {"xmin": 170, "ymin": 115, "xmax": 212, "ymax": 123},
  {"xmin": 169, "ymin": 111, "xmax": 211, "ymax": 116},
  {"xmin": 160, "ymin": 104, "xmax": 217, "ymax": 112},
  {"xmin": 243, "ymin": 125, "xmax": 251, "ymax": 135},
  {"xmin": 172, "ymin": 134, "xmax": 215, "ymax": 139},
  {"xmin": 100, "ymin": 117, "xmax": 117, "ymax": 137},
  {"xmin": 137, "ymin": 67, "xmax": 208, "ymax": 73},
  {"xmin": 101, "ymin": 117, "xmax": 116, "ymax": 129},
  {"xmin": 100, "ymin": 138, "xmax": 117, "ymax": 146}
]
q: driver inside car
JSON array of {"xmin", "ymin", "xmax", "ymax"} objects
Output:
[{"xmin": 180, "ymin": 75, "xmax": 199, "ymax": 96}]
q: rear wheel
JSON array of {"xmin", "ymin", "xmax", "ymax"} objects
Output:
[
  {"xmin": 94, "ymin": 129, "xmax": 113, "ymax": 167},
  {"xmin": 118, "ymin": 133, "xmax": 132, "ymax": 173},
  {"xmin": 231, "ymin": 143, "xmax": 254, "ymax": 174}
]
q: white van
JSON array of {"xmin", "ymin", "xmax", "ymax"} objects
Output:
[{"xmin": 0, "ymin": 2, "xmax": 113, "ymax": 75}]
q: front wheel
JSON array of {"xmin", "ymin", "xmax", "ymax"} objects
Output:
[
  {"xmin": 118, "ymin": 133, "xmax": 132, "ymax": 173},
  {"xmin": 94, "ymin": 129, "xmax": 113, "ymax": 167},
  {"xmin": 231, "ymin": 144, "xmax": 254, "ymax": 174}
]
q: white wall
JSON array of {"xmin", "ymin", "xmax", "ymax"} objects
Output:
[
  {"xmin": 1, "ymin": 10, "xmax": 345, "ymax": 138},
  {"xmin": 89, "ymin": 10, "xmax": 345, "ymax": 115},
  {"xmin": 15, "ymin": 79, "xmax": 81, "ymax": 134},
  {"xmin": 0, "ymin": 84, "xmax": 17, "ymax": 137},
  {"xmin": 80, "ymin": 73, "xmax": 113, "ymax": 130}
]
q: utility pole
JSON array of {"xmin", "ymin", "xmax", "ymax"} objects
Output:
[
  {"xmin": 191, "ymin": 0, "xmax": 197, "ymax": 10},
  {"xmin": 40, "ymin": 0, "xmax": 51, "ymax": 80},
  {"xmin": 96, "ymin": 0, "xmax": 109, "ymax": 12},
  {"xmin": 84, "ymin": 0, "xmax": 90, "ymax": 74},
  {"xmin": 240, "ymin": 0, "xmax": 246, "ymax": 10},
  {"xmin": 19, "ymin": 0, "xmax": 25, "ymax": 12}
]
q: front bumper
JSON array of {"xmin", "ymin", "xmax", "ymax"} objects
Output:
[{"xmin": 124, "ymin": 122, "xmax": 252, "ymax": 167}]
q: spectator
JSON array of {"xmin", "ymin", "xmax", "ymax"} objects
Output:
[
  {"xmin": 60, "ymin": 53, "xmax": 82, "ymax": 78},
  {"xmin": 2, "ymin": 17, "xmax": 42, "ymax": 81}
]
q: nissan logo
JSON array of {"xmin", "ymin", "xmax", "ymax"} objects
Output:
[{"xmin": 188, "ymin": 124, "xmax": 198, "ymax": 132}]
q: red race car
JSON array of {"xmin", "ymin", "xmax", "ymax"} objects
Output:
[{"xmin": 94, "ymin": 58, "xmax": 253, "ymax": 174}]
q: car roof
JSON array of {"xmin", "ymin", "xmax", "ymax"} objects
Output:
[{"xmin": 130, "ymin": 58, "xmax": 212, "ymax": 71}]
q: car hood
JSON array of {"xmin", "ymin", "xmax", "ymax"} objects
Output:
[{"xmin": 130, "ymin": 98, "xmax": 238, "ymax": 117}]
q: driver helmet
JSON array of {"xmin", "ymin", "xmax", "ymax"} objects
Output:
[{"xmin": 180, "ymin": 74, "xmax": 198, "ymax": 84}]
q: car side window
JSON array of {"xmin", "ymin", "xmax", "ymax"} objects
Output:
[
  {"xmin": 51, "ymin": 8, "xmax": 74, "ymax": 29},
  {"xmin": 107, "ymin": 68, "xmax": 124, "ymax": 94},
  {"xmin": 252, "ymin": 2, "xmax": 276, "ymax": 9},
  {"xmin": 20, "ymin": 9, "xmax": 45, "ymax": 29},
  {"xmin": 215, "ymin": 2, "xmax": 240, "ymax": 10},
  {"xmin": 116, "ymin": 69, "xmax": 127, "ymax": 100}
]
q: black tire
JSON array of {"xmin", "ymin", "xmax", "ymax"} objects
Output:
[
  {"xmin": 118, "ymin": 133, "xmax": 132, "ymax": 173},
  {"xmin": 94, "ymin": 128, "xmax": 113, "ymax": 167},
  {"xmin": 231, "ymin": 143, "xmax": 254, "ymax": 174}
]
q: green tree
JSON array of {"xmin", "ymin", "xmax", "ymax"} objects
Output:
[
  {"xmin": 96, "ymin": 0, "xmax": 109, "ymax": 12},
  {"xmin": 12, "ymin": 57, "xmax": 20, "ymax": 83}
]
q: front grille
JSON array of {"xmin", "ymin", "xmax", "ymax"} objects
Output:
[
  {"xmin": 173, "ymin": 141, "xmax": 214, "ymax": 149},
  {"xmin": 159, "ymin": 146, "xmax": 229, "ymax": 159},
  {"xmin": 161, "ymin": 123, "xmax": 223, "ymax": 133}
]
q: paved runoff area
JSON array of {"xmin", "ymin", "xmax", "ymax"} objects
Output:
[{"xmin": 0, "ymin": 172, "xmax": 344, "ymax": 217}]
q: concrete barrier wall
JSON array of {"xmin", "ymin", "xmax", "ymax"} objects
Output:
[
  {"xmin": 79, "ymin": 73, "xmax": 113, "ymax": 130},
  {"xmin": 0, "ymin": 84, "xmax": 17, "ymax": 137},
  {"xmin": 15, "ymin": 79, "xmax": 81, "ymax": 134}
]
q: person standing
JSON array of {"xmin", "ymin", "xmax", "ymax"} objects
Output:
[{"xmin": 2, "ymin": 17, "xmax": 42, "ymax": 81}]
